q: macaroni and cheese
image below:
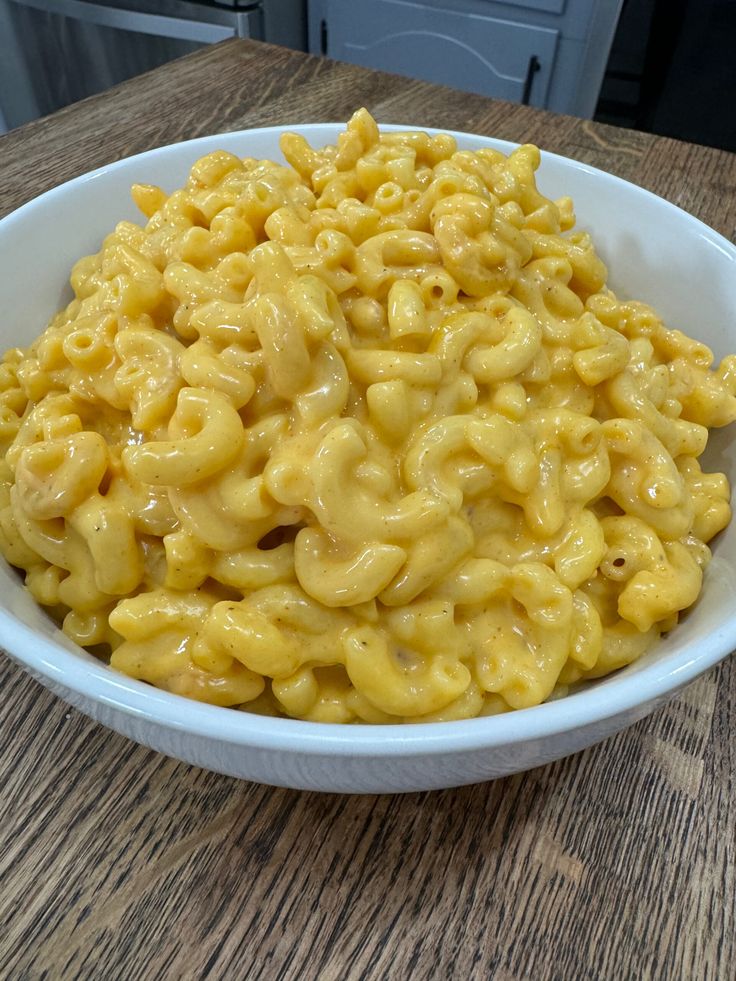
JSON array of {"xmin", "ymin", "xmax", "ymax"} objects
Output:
[{"xmin": 1, "ymin": 110, "xmax": 734, "ymax": 723}]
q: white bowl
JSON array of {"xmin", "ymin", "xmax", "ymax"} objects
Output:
[{"xmin": 1, "ymin": 124, "xmax": 735, "ymax": 793}]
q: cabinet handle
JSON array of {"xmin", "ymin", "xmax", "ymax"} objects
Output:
[
  {"xmin": 320, "ymin": 18, "xmax": 328, "ymax": 56},
  {"xmin": 522, "ymin": 55, "xmax": 540, "ymax": 106}
]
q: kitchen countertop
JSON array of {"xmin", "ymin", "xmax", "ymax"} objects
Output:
[{"xmin": 1, "ymin": 38, "xmax": 734, "ymax": 981}]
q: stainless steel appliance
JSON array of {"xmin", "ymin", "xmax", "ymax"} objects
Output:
[{"xmin": 0, "ymin": 0, "xmax": 306, "ymax": 132}]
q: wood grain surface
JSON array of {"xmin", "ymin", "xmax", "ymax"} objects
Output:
[{"xmin": 1, "ymin": 39, "xmax": 735, "ymax": 981}]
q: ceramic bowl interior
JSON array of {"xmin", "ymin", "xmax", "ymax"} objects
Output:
[{"xmin": 1, "ymin": 124, "xmax": 735, "ymax": 793}]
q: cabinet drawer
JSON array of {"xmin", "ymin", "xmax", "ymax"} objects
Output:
[{"xmin": 324, "ymin": 0, "xmax": 559, "ymax": 107}]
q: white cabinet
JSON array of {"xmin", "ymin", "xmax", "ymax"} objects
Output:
[{"xmin": 309, "ymin": 0, "xmax": 623, "ymax": 117}]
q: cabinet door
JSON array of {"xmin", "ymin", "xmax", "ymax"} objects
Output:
[{"xmin": 323, "ymin": 0, "xmax": 559, "ymax": 106}]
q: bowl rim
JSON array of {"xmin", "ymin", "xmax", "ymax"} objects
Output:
[{"xmin": 1, "ymin": 121, "xmax": 735, "ymax": 757}]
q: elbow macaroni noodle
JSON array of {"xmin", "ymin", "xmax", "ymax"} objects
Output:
[{"xmin": 1, "ymin": 109, "xmax": 735, "ymax": 722}]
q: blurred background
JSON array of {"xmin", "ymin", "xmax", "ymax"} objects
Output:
[{"xmin": 0, "ymin": 0, "xmax": 734, "ymax": 151}]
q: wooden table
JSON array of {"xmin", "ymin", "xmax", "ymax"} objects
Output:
[{"xmin": 1, "ymin": 39, "xmax": 734, "ymax": 981}]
